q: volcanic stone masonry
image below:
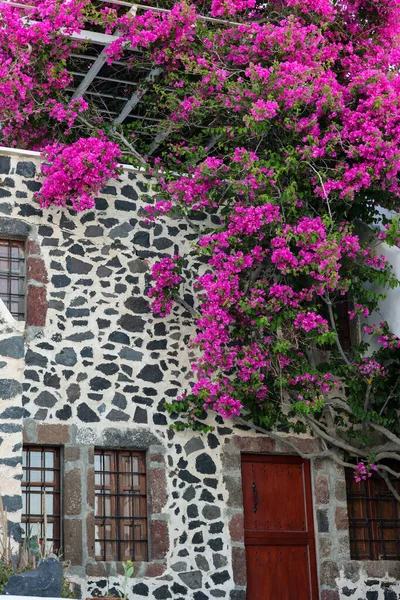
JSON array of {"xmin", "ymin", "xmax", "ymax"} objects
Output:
[{"xmin": 0, "ymin": 148, "xmax": 399, "ymax": 600}]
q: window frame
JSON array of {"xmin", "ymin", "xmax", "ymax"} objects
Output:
[
  {"xmin": 345, "ymin": 467, "xmax": 400, "ymax": 560},
  {"xmin": 94, "ymin": 448, "xmax": 148, "ymax": 562},
  {"xmin": 22, "ymin": 445, "xmax": 62, "ymax": 552},
  {"xmin": 0, "ymin": 238, "xmax": 26, "ymax": 321}
]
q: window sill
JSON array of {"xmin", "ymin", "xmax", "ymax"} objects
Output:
[{"xmin": 85, "ymin": 560, "xmax": 167, "ymax": 578}]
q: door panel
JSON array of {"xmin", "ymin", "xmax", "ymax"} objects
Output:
[{"xmin": 241, "ymin": 454, "xmax": 318, "ymax": 599}]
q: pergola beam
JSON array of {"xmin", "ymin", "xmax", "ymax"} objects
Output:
[{"xmin": 113, "ymin": 66, "xmax": 162, "ymax": 125}]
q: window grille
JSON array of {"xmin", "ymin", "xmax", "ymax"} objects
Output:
[
  {"xmin": 0, "ymin": 239, "xmax": 25, "ymax": 320},
  {"xmin": 345, "ymin": 468, "xmax": 400, "ymax": 560},
  {"xmin": 22, "ymin": 446, "xmax": 61, "ymax": 552},
  {"xmin": 94, "ymin": 449, "xmax": 148, "ymax": 561}
]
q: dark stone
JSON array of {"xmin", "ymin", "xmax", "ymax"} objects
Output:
[
  {"xmin": 185, "ymin": 438, "xmax": 205, "ymax": 455},
  {"xmin": 183, "ymin": 487, "xmax": 195, "ymax": 502},
  {"xmin": 77, "ymin": 403, "xmax": 100, "ymax": 423},
  {"xmin": 125, "ymin": 297, "xmax": 150, "ymax": 314},
  {"xmin": 52, "ymin": 274, "xmax": 71, "ymax": 288},
  {"xmin": 211, "ymin": 571, "xmax": 230, "ymax": 585},
  {"xmin": 0, "ymin": 457, "xmax": 22, "ymax": 468},
  {"xmin": 178, "ymin": 572, "xmax": 202, "ymax": 590},
  {"xmin": 317, "ymin": 509, "xmax": 329, "ymax": 533},
  {"xmin": 66, "ymin": 256, "xmax": 93, "ymax": 274},
  {"xmin": 179, "ymin": 470, "xmax": 200, "ymax": 484},
  {"xmin": 109, "ymin": 331, "xmax": 130, "ymax": 344},
  {"xmin": 90, "ymin": 377, "xmax": 112, "ymax": 391},
  {"xmin": 0, "ymin": 380, "xmax": 22, "ymax": 399},
  {"xmin": 132, "ymin": 583, "xmax": 149, "ymax": 596},
  {"xmin": 95, "ymin": 197, "xmax": 108, "ymax": 210},
  {"xmin": 69, "ymin": 244, "xmax": 85, "ymax": 256},
  {"xmin": 196, "ymin": 453, "xmax": 216, "ymax": 475},
  {"xmin": 110, "ymin": 223, "xmax": 134, "ymax": 239},
  {"xmin": 60, "ymin": 215, "xmax": 76, "ymax": 230},
  {"xmin": 96, "ymin": 364, "xmax": 119, "ymax": 376},
  {"xmin": 171, "ymin": 583, "xmax": 187, "ymax": 595},
  {"xmin": 0, "ymin": 407, "xmax": 26, "ymax": 419},
  {"xmin": 66, "ymin": 308, "xmax": 90, "ymax": 318},
  {"xmin": 0, "ymin": 157, "xmax": 10, "ymax": 174},
  {"xmin": 337, "ymin": 583, "xmax": 355, "ymax": 597},
  {"xmin": 0, "ymin": 189, "xmax": 10, "ymax": 198},
  {"xmin": 0, "ymin": 424, "xmax": 21, "ymax": 433},
  {"xmin": 119, "ymin": 347, "xmax": 143, "ymax": 362},
  {"xmin": 25, "ymin": 180, "xmax": 41, "ymax": 193},
  {"xmin": 7, "ymin": 521, "xmax": 22, "ymax": 542},
  {"xmin": 106, "ymin": 409, "xmax": 129, "ymax": 422},
  {"xmin": 44, "ymin": 373, "xmax": 61, "ymax": 389},
  {"xmin": 36, "ymin": 391, "xmax": 57, "ymax": 408},
  {"xmin": 4, "ymin": 557, "xmax": 62, "ymax": 597},
  {"xmin": 192, "ymin": 532, "xmax": 204, "ymax": 545},
  {"xmin": 187, "ymin": 504, "xmax": 199, "ymax": 519},
  {"xmin": 56, "ymin": 405, "xmax": 72, "ymax": 420},
  {"xmin": 200, "ymin": 490, "xmax": 215, "ymax": 503},
  {"xmin": 134, "ymin": 407, "xmax": 148, "ymax": 424},
  {"xmin": 133, "ymin": 231, "xmax": 150, "ymax": 247},
  {"xmin": 213, "ymin": 554, "xmax": 227, "ymax": 569},
  {"xmin": 194, "ymin": 593, "xmax": 209, "ymax": 600},
  {"xmin": 207, "ymin": 433, "xmax": 220, "ymax": 449},
  {"xmin": 366, "ymin": 593, "xmax": 378, "ymax": 600},
  {"xmin": 112, "ymin": 392, "xmax": 127, "ymax": 410},
  {"xmin": 16, "ymin": 161, "xmax": 36, "ymax": 178},
  {"xmin": 121, "ymin": 185, "xmax": 138, "ymax": 200},
  {"xmin": 85, "ymin": 225, "xmax": 103, "ymax": 237},
  {"xmin": 128, "ymin": 259, "xmax": 148, "ymax": 273},
  {"xmin": 366, "ymin": 581, "xmax": 380, "ymax": 587},
  {"xmin": 67, "ymin": 384, "xmax": 80, "ymax": 403},
  {"xmin": 204, "ymin": 478, "xmax": 218, "ymax": 489},
  {"xmin": 153, "ymin": 413, "xmax": 167, "ymax": 425},
  {"xmin": 2, "ymin": 495, "xmax": 22, "ymax": 513},
  {"xmin": 66, "ymin": 332, "xmax": 94, "ymax": 342},
  {"xmin": 154, "ymin": 237, "xmax": 173, "ymax": 250},
  {"xmin": 384, "ymin": 591, "xmax": 397, "ymax": 600},
  {"xmin": 18, "ymin": 204, "xmax": 41, "ymax": 217},
  {"xmin": 0, "ymin": 336, "xmax": 24, "ymax": 359},
  {"xmin": 147, "ymin": 339, "xmax": 167, "ymax": 350},
  {"xmin": 0, "ymin": 217, "xmax": 30, "ymax": 239},
  {"xmin": 153, "ymin": 586, "xmax": 171, "ymax": 600},
  {"xmin": 0, "ymin": 204, "xmax": 12, "ymax": 215},
  {"xmin": 138, "ymin": 364, "xmax": 163, "ymax": 383},
  {"xmin": 203, "ymin": 505, "xmax": 221, "ymax": 520},
  {"xmin": 25, "ymin": 350, "xmax": 47, "ymax": 367},
  {"xmin": 209, "ymin": 522, "xmax": 223, "ymax": 534},
  {"xmin": 119, "ymin": 314, "xmax": 145, "ymax": 332},
  {"xmin": 209, "ymin": 539, "xmax": 223, "ymax": 552},
  {"xmin": 55, "ymin": 347, "xmax": 77, "ymax": 366}
]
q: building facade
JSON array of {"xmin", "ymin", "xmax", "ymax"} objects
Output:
[{"xmin": 0, "ymin": 148, "xmax": 399, "ymax": 600}]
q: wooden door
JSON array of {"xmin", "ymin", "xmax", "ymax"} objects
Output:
[{"xmin": 241, "ymin": 454, "xmax": 319, "ymax": 600}]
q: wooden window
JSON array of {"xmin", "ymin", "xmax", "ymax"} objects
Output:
[
  {"xmin": 22, "ymin": 446, "xmax": 61, "ymax": 552},
  {"xmin": 345, "ymin": 468, "xmax": 400, "ymax": 560},
  {"xmin": 94, "ymin": 449, "xmax": 148, "ymax": 562},
  {"xmin": 0, "ymin": 239, "xmax": 25, "ymax": 320}
]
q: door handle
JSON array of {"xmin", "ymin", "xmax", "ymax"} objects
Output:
[{"xmin": 252, "ymin": 481, "xmax": 258, "ymax": 513}]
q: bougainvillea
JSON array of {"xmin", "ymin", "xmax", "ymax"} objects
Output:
[{"xmin": 4, "ymin": 0, "xmax": 400, "ymax": 489}]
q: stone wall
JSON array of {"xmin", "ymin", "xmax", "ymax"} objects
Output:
[{"xmin": 0, "ymin": 148, "xmax": 399, "ymax": 600}]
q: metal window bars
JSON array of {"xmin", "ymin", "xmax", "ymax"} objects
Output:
[
  {"xmin": 0, "ymin": 239, "xmax": 25, "ymax": 321},
  {"xmin": 94, "ymin": 449, "xmax": 148, "ymax": 562},
  {"xmin": 345, "ymin": 468, "xmax": 400, "ymax": 560},
  {"xmin": 22, "ymin": 446, "xmax": 61, "ymax": 552}
]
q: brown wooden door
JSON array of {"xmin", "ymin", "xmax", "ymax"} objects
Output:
[{"xmin": 241, "ymin": 454, "xmax": 319, "ymax": 600}]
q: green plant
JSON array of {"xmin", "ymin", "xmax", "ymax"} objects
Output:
[{"xmin": 118, "ymin": 561, "xmax": 134, "ymax": 600}]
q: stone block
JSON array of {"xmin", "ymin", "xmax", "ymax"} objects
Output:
[
  {"xmin": 319, "ymin": 535, "xmax": 332, "ymax": 559},
  {"xmin": 335, "ymin": 506, "xmax": 348, "ymax": 530},
  {"xmin": 229, "ymin": 513, "xmax": 244, "ymax": 543},
  {"xmin": 334, "ymin": 479, "xmax": 347, "ymax": 502},
  {"xmin": 36, "ymin": 424, "xmax": 70, "ymax": 444},
  {"xmin": 64, "ymin": 446, "xmax": 80, "ymax": 462},
  {"xmin": 151, "ymin": 520, "xmax": 169, "ymax": 559},
  {"xmin": 234, "ymin": 436, "xmax": 275, "ymax": 453},
  {"xmin": 232, "ymin": 546, "xmax": 246, "ymax": 586},
  {"xmin": 86, "ymin": 465, "xmax": 95, "ymax": 509},
  {"xmin": 63, "ymin": 519, "xmax": 83, "ymax": 565},
  {"xmin": 223, "ymin": 475, "xmax": 243, "ymax": 508},
  {"xmin": 27, "ymin": 257, "xmax": 48, "ymax": 284},
  {"xmin": 280, "ymin": 436, "xmax": 314, "ymax": 454},
  {"xmin": 320, "ymin": 592, "xmax": 339, "ymax": 600},
  {"xmin": 3, "ymin": 557, "xmax": 62, "ymax": 597},
  {"xmin": 315, "ymin": 474, "xmax": 330, "ymax": 504},
  {"xmin": 26, "ymin": 285, "xmax": 47, "ymax": 327},
  {"xmin": 86, "ymin": 513, "xmax": 95, "ymax": 559},
  {"xmin": 320, "ymin": 560, "xmax": 340, "ymax": 587},
  {"xmin": 149, "ymin": 467, "xmax": 167, "ymax": 513},
  {"xmin": 64, "ymin": 468, "xmax": 81, "ymax": 516},
  {"xmin": 144, "ymin": 562, "xmax": 167, "ymax": 577}
]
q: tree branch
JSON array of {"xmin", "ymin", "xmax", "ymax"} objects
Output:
[
  {"xmin": 173, "ymin": 295, "xmax": 199, "ymax": 319},
  {"xmin": 324, "ymin": 294, "xmax": 351, "ymax": 366}
]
